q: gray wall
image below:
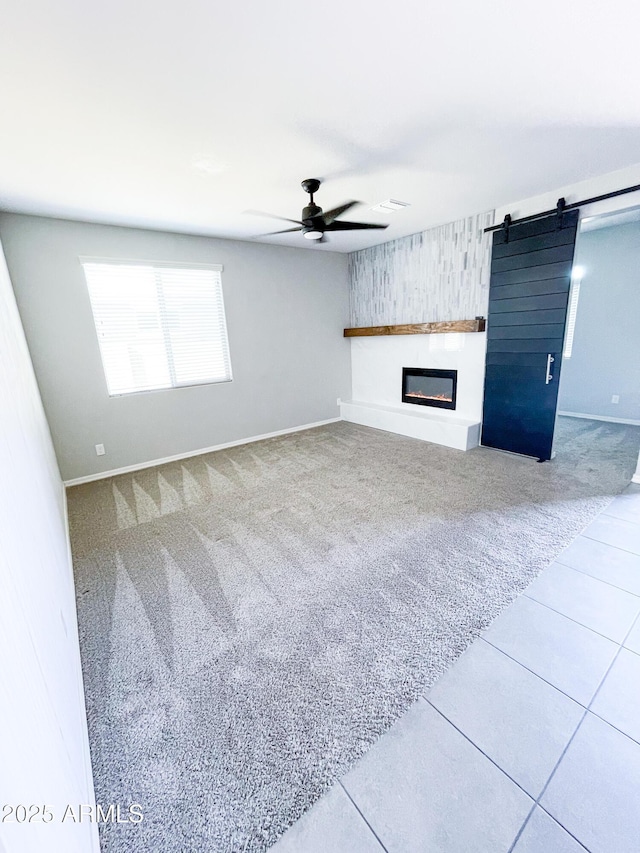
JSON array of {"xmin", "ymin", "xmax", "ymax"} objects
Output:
[
  {"xmin": 0, "ymin": 238, "xmax": 97, "ymax": 853},
  {"xmin": 348, "ymin": 210, "xmax": 494, "ymax": 326},
  {"xmin": 558, "ymin": 220, "xmax": 640, "ymax": 423},
  {"xmin": 0, "ymin": 214, "xmax": 351, "ymax": 481}
]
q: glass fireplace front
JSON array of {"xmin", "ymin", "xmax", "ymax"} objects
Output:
[{"xmin": 402, "ymin": 367, "xmax": 457, "ymax": 410}]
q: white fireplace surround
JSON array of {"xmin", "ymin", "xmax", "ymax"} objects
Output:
[{"xmin": 341, "ymin": 332, "xmax": 486, "ymax": 451}]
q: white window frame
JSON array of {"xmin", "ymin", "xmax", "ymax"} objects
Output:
[{"xmin": 80, "ymin": 257, "xmax": 232, "ymax": 397}]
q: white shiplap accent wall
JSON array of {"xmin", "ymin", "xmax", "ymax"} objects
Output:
[{"xmin": 348, "ymin": 210, "xmax": 495, "ymax": 326}]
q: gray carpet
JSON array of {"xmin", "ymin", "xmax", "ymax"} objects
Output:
[{"xmin": 68, "ymin": 417, "xmax": 640, "ymax": 852}]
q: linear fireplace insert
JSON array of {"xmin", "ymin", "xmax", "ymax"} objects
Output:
[{"xmin": 402, "ymin": 367, "xmax": 457, "ymax": 410}]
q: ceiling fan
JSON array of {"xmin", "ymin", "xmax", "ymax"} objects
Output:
[{"xmin": 249, "ymin": 178, "xmax": 389, "ymax": 243}]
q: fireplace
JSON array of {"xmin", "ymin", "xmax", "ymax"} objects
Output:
[{"xmin": 402, "ymin": 367, "xmax": 457, "ymax": 410}]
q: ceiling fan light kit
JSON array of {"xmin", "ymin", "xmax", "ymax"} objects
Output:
[{"xmin": 250, "ymin": 178, "xmax": 390, "ymax": 244}]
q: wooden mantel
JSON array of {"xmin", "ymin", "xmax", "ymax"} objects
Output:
[{"xmin": 343, "ymin": 318, "xmax": 486, "ymax": 337}]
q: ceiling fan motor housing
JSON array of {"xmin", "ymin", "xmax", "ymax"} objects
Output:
[{"xmin": 302, "ymin": 203, "xmax": 323, "ymax": 223}]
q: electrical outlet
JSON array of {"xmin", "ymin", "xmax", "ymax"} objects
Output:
[
  {"xmin": 612, "ymin": 395, "xmax": 620, "ymax": 404},
  {"xmin": 95, "ymin": 443, "xmax": 105, "ymax": 456}
]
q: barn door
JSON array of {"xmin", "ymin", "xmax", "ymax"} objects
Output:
[{"xmin": 481, "ymin": 209, "xmax": 579, "ymax": 461}]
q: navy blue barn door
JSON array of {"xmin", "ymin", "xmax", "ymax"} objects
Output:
[{"xmin": 481, "ymin": 210, "xmax": 579, "ymax": 461}]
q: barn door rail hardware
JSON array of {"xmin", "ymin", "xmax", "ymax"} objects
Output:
[{"xmin": 484, "ymin": 183, "xmax": 640, "ymax": 234}]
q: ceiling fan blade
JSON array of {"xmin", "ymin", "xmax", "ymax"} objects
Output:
[
  {"xmin": 324, "ymin": 220, "xmax": 389, "ymax": 231},
  {"xmin": 256, "ymin": 227, "xmax": 303, "ymax": 237},
  {"xmin": 245, "ymin": 209, "xmax": 304, "ymax": 226},
  {"xmin": 321, "ymin": 200, "xmax": 360, "ymax": 223}
]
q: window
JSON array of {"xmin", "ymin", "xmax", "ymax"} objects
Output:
[
  {"xmin": 82, "ymin": 260, "xmax": 232, "ymax": 396},
  {"xmin": 563, "ymin": 278, "xmax": 581, "ymax": 359}
]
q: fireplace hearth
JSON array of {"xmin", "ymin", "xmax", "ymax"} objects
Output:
[{"xmin": 402, "ymin": 367, "xmax": 457, "ymax": 410}]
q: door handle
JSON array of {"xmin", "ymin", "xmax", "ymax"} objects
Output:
[{"xmin": 545, "ymin": 353, "xmax": 555, "ymax": 384}]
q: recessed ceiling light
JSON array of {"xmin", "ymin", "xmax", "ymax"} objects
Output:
[{"xmin": 371, "ymin": 199, "xmax": 411, "ymax": 213}]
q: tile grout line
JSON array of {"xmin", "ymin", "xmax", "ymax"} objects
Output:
[
  {"xmin": 520, "ymin": 591, "xmax": 640, "ymax": 644},
  {"xmin": 526, "ymin": 708, "xmax": 590, "ymax": 843},
  {"xmin": 580, "ymin": 532, "xmax": 640, "ymax": 558},
  {"xmin": 585, "ymin": 609, "xmax": 640, "ymax": 716},
  {"xmin": 477, "ymin": 635, "xmax": 640, "ymax": 748},
  {"xmin": 473, "ymin": 635, "xmax": 592, "ymax": 704},
  {"xmin": 504, "ymin": 803, "xmax": 537, "ymax": 853},
  {"xmin": 551, "ymin": 489, "xmax": 628, "ymax": 545},
  {"xmin": 571, "ymin": 705, "xmax": 640, "ymax": 750},
  {"xmin": 524, "ymin": 609, "xmax": 640, "ymax": 851},
  {"xmin": 553, "ymin": 555, "xmax": 640, "ymax": 597},
  {"xmin": 423, "ymin": 696, "xmax": 592, "ymax": 852},
  {"xmin": 337, "ymin": 780, "xmax": 390, "ymax": 853},
  {"xmin": 422, "ymin": 697, "xmax": 535, "ymax": 800},
  {"xmin": 601, "ymin": 509, "xmax": 640, "ymax": 524},
  {"xmin": 480, "ymin": 636, "xmax": 599, "ymax": 708},
  {"xmin": 483, "ymin": 627, "xmax": 640, "ymax": 745},
  {"xmin": 446, "ymin": 637, "xmax": 595, "ymax": 851},
  {"xmin": 527, "ymin": 802, "xmax": 593, "ymax": 853},
  {"xmin": 532, "ymin": 805, "xmax": 592, "ymax": 853}
]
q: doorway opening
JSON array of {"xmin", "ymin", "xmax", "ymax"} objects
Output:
[{"xmin": 553, "ymin": 205, "xmax": 640, "ymax": 483}]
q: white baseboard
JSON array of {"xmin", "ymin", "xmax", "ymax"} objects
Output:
[
  {"xmin": 63, "ymin": 417, "xmax": 342, "ymax": 487},
  {"xmin": 558, "ymin": 411, "xmax": 640, "ymax": 426},
  {"xmin": 633, "ymin": 474, "xmax": 640, "ymax": 485}
]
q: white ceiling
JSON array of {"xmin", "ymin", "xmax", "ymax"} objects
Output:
[{"xmin": 1, "ymin": 0, "xmax": 640, "ymax": 253}]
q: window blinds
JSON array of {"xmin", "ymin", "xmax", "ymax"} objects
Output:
[
  {"xmin": 563, "ymin": 279, "xmax": 581, "ymax": 359},
  {"xmin": 82, "ymin": 260, "xmax": 232, "ymax": 396}
]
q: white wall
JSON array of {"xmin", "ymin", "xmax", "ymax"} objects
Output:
[
  {"xmin": 558, "ymin": 220, "xmax": 640, "ymax": 423},
  {"xmin": 350, "ymin": 333, "xmax": 487, "ymax": 423},
  {"xmin": 0, "ymin": 241, "xmax": 98, "ymax": 853},
  {"xmin": 494, "ymin": 162, "xmax": 640, "ymax": 225},
  {"xmin": 0, "ymin": 214, "xmax": 351, "ymax": 482}
]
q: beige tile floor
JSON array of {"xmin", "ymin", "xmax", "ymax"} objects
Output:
[{"xmin": 271, "ymin": 485, "xmax": 640, "ymax": 853}]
